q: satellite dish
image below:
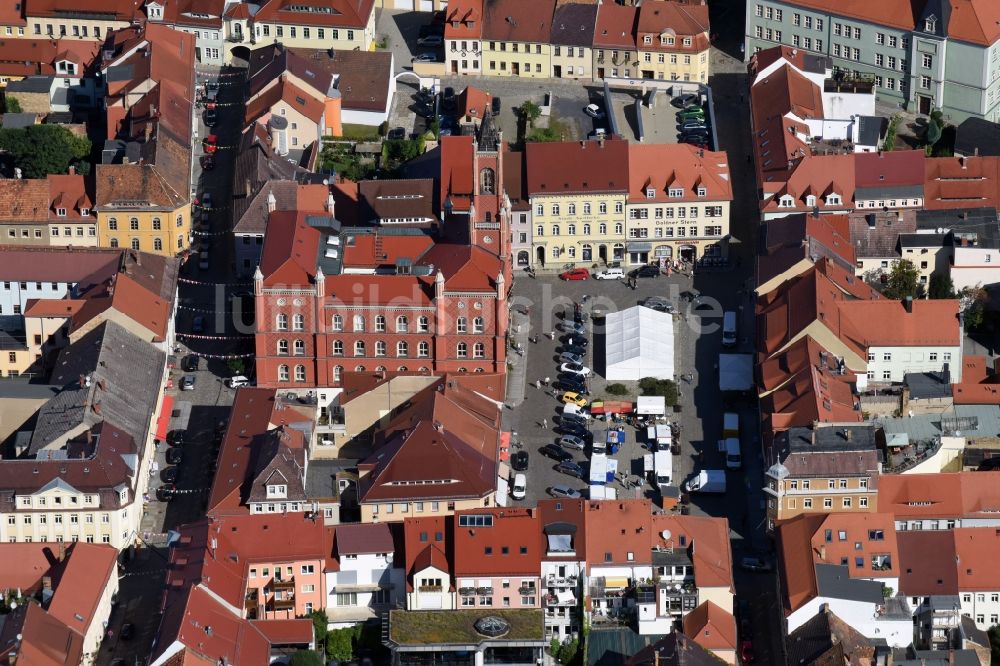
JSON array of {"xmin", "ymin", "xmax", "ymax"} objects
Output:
[{"xmin": 661, "ymin": 530, "xmax": 671, "ymax": 541}]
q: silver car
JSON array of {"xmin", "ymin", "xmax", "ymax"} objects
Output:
[
  {"xmin": 559, "ymin": 435, "xmax": 586, "ymax": 450},
  {"xmin": 549, "ymin": 485, "xmax": 582, "ymax": 499},
  {"xmin": 559, "ymin": 351, "xmax": 584, "ymax": 365}
]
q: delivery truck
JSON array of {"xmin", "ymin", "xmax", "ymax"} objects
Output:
[
  {"xmin": 683, "ymin": 469, "xmax": 727, "ymax": 494},
  {"xmin": 718, "ymin": 438, "xmax": 742, "ymax": 469},
  {"xmin": 654, "ymin": 450, "xmax": 672, "ymax": 492}
]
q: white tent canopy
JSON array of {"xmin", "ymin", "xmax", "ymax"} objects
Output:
[
  {"xmin": 604, "ymin": 306, "xmax": 675, "ymax": 381},
  {"xmin": 719, "ymin": 353, "xmax": 753, "ymax": 392},
  {"xmin": 637, "ymin": 396, "xmax": 666, "ymax": 416}
]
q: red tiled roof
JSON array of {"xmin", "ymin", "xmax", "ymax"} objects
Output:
[
  {"xmin": 26, "ymin": 0, "xmax": 143, "ymax": 21},
  {"xmin": 776, "ymin": 514, "xmax": 826, "ymax": 614},
  {"xmin": 255, "ymin": 0, "xmax": 376, "ymax": 29},
  {"xmin": 952, "ymin": 355, "xmax": 1000, "ymax": 404},
  {"xmin": 683, "ymin": 601, "xmax": 737, "ymax": 652},
  {"xmin": 452, "ymin": 508, "xmax": 541, "ymax": 576},
  {"xmin": 855, "ymin": 150, "xmax": 925, "ymax": 189},
  {"xmin": 18, "ymin": 602, "xmax": 84, "ymax": 665},
  {"xmin": 24, "ymin": 299, "xmax": 86, "ymax": 318},
  {"xmin": 340, "ymin": 232, "xmax": 435, "ymax": 269},
  {"xmin": 457, "ymin": 85, "xmax": 492, "ymax": 121},
  {"xmin": 627, "ymin": 143, "xmax": 732, "ymax": 203},
  {"xmin": 757, "ymin": 213, "xmax": 856, "ymax": 291},
  {"xmin": 259, "ymin": 211, "xmax": 323, "ymax": 286},
  {"xmin": 481, "ymin": 0, "xmax": 555, "ymax": 43},
  {"xmin": 837, "ymin": 299, "xmax": 961, "ymax": 347},
  {"xmin": 896, "ymin": 530, "xmax": 958, "ymax": 596},
  {"xmin": 46, "ymin": 544, "xmax": 118, "ymax": 634},
  {"xmin": 253, "ymin": 619, "xmax": 314, "ymax": 645},
  {"xmin": 444, "ymin": 0, "xmax": 483, "ymax": 40},
  {"xmin": 808, "ymin": 513, "xmax": 898, "ymax": 580},
  {"xmin": 0, "ymin": 1, "xmax": 25, "ymax": 26},
  {"xmin": 335, "ymin": 523, "xmax": 395, "ymax": 556},
  {"xmin": 878, "ymin": 472, "xmax": 1000, "ymax": 521},
  {"xmin": 325, "ymin": 274, "xmax": 435, "ymax": 306},
  {"xmin": 948, "ymin": 0, "xmax": 1000, "ymax": 47},
  {"xmin": 440, "ymin": 135, "xmax": 475, "ymax": 211},
  {"xmin": 594, "ymin": 3, "xmax": 637, "ymax": 48},
  {"xmin": 924, "ymin": 155, "xmax": 1000, "ymax": 210},
  {"xmin": 358, "ymin": 377, "xmax": 501, "ymax": 504},
  {"xmin": 526, "ymin": 138, "xmax": 629, "ymax": 195},
  {"xmin": 422, "ymin": 243, "xmax": 501, "ymax": 292},
  {"xmin": 636, "ymin": 1, "xmax": 709, "ymax": 51},
  {"xmin": 403, "ymin": 516, "xmax": 450, "ymax": 590}
]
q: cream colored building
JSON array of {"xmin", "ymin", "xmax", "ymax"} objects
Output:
[
  {"xmin": 251, "ymin": 0, "xmax": 377, "ymax": 53},
  {"xmin": 526, "ymin": 139, "xmax": 631, "ymax": 269},
  {"xmin": 635, "ymin": 1, "xmax": 711, "ymax": 83},
  {"xmin": 361, "ymin": 495, "xmax": 498, "ymax": 524},
  {"xmin": 482, "ymin": 40, "xmax": 552, "ymax": 78},
  {"xmin": 625, "ymin": 144, "xmax": 733, "ymax": 265}
]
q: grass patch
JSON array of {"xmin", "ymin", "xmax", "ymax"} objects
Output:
[
  {"xmin": 339, "ymin": 123, "xmax": 382, "ymax": 141},
  {"xmin": 389, "ymin": 609, "xmax": 544, "ymax": 645}
]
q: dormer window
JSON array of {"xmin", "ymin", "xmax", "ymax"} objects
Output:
[
  {"xmin": 659, "ymin": 36, "xmax": 667, "ymax": 45},
  {"xmin": 646, "ymin": 187, "xmax": 656, "ymax": 199},
  {"xmin": 81, "ymin": 208, "xmax": 90, "ymax": 217},
  {"xmin": 56, "ymin": 207, "xmax": 66, "ymax": 217},
  {"xmin": 826, "ymin": 194, "xmax": 841, "ymax": 205},
  {"xmin": 643, "ymin": 35, "xmax": 652, "ymax": 45},
  {"xmin": 267, "ymin": 484, "xmax": 287, "ymax": 498},
  {"xmin": 925, "ymin": 16, "xmax": 936, "ymax": 33},
  {"xmin": 779, "ymin": 195, "xmax": 794, "ymax": 208},
  {"xmin": 696, "ymin": 187, "xmax": 707, "ymax": 197},
  {"xmin": 683, "ymin": 37, "xmax": 691, "ymax": 46},
  {"xmin": 805, "ymin": 195, "xmax": 816, "ymax": 207},
  {"xmin": 668, "ymin": 187, "xmax": 684, "ymax": 198}
]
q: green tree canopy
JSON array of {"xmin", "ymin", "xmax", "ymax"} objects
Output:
[
  {"xmin": 0, "ymin": 125, "xmax": 90, "ymax": 178},
  {"xmin": 326, "ymin": 627, "xmax": 354, "ymax": 661},
  {"xmin": 881, "ymin": 259, "xmax": 922, "ymax": 300},
  {"xmin": 928, "ymin": 273, "xmax": 955, "ymax": 299},
  {"xmin": 3, "ymin": 95, "xmax": 21, "ymax": 113}
]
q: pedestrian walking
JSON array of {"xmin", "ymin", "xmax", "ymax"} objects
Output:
[
  {"xmin": 536, "ymin": 380, "xmax": 542, "ymax": 389},
  {"xmin": 544, "ymin": 376, "xmax": 550, "ymax": 386},
  {"xmin": 542, "ymin": 418, "xmax": 548, "ymax": 429}
]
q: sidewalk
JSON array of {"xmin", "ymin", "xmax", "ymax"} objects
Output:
[{"xmin": 502, "ymin": 310, "xmax": 530, "ymax": 420}]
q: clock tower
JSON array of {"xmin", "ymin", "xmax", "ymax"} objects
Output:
[{"xmin": 469, "ymin": 112, "xmax": 511, "ymax": 277}]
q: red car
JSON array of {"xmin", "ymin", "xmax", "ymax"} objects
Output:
[
  {"xmin": 559, "ymin": 268, "xmax": 590, "ymax": 281},
  {"xmin": 739, "ymin": 639, "xmax": 754, "ymax": 663},
  {"xmin": 203, "ymin": 134, "xmax": 218, "ymax": 154}
]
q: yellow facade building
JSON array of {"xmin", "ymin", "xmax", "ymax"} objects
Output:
[
  {"xmin": 635, "ymin": 1, "xmax": 711, "ymax": 83},
  {"xmin": 526, "ymin": 139, "xmax": 630, "ymax": 269},
  {"xmin": 481, "ymin": 0, "xmax": 554, "ymax": 78},
  {"xmin": 252, "ymin": 0, "xmax": 377, "ymax": 52},
  {"xmin": 25, "ymin": 0, "xmax": 139, "ymax": 40}
]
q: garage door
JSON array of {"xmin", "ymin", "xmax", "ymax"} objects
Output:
[
  {"xmin": 419, "ymin": 0, "xmax": 433, "ymax": 10},
  {"xmin": 395, "ymin": 0, "xmax": 415, "ymax": 10}
]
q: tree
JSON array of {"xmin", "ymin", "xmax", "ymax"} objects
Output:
[
  {"xmin": 605, "ymin": 383, "xmax": 629, "ymax": 396},
  {"xmin": 928, "ymin": 273, "xmax": 955, "ymax": 299},
  {"xmin": 639, "ymin": 377, "xmax": 678, "ymax": 406},
  {"xmin": 289, "ymin": 650, "xmax": 324, "ymax": 666},
  {"xmin": 926, "ymin": 120, "xmax": 942, "ymax": 147},
  {"xmin": 989, "ymin": 624, "xmax": 1000, "ymax": 664},
  {"xmin": 881, "ymin": 259, "xmax": 921, "ymax": 300},
  {"xmin": 0, "ymin": 125, "xmax": 91, "ymax": 178},
  {"xmin": 226, "ymin": 358, "xmax": 245, "ymax": 376},
  {"xmin": 519, "ymin": 100, "xmax": 541, "ymax": 124},
  {"xmin": 960, "ymin": 286, "xmax": 988, "ymax": 331},
  {"xmin": 3, "ymin": 95, "xmax": 21, "ymax": 113},
  {"xmin": 326, "ymin": 627, "xmax": 354, "ymax": 662},
  {"xmin": 310, "ymin": 610, "xmax": 328, "ymax": 647}
]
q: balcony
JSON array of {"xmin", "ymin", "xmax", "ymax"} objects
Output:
[
  {"xmin": 588, "ymin": 577, "xmax": 630, "ymax": 599},
  {"xmin": 273, "ymin": 596, "xmax": 295, "ymax": 611},
  {"xmin": 518, "ymin": 586, "xmax": 537, "ymax": 596},
  {"xmin": 545, "ymin": 574, "xmax": 577, "ymax": 588},
  {"xmin": 272, "ymin": 578, "xmax": 295, "ymax": 590},
  {"xmin": 543, "ymin": 592, "xmax": 577, "ymax": 607},
  {"xmin": 418, "ymin": 585, "xmax": 443, "ymax": 593}
]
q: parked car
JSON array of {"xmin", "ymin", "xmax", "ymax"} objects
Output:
[
  {"xmin": 540, "ymin": 444, "xmax": 573, "ymax": 462},
  {"xmin": 679, "ymin": 119, "xmax": 707, "ymax": 131},
  {"xmin": 192, "ymin": 315, "xmax": 206, "ymax": 333},
  {"xmin": 680, "ymin": 129, "xmax": 710, "ymax": 140},
  {"xmin": 559, "ymin": 268, "xmax": 590, "ymax": 281},
  {"xmin": 584, "ymin": 103, "xmax": 605, "ymax": 119},
  {"xmin": 200, "ymin": 155, "xmax": 215, "ymax": 171},
  {"xmin": 511, "ymin": 473, "xmax": 527, "ymax": 500},
  {"xmin": 180, "ymin": 375, "xmax": 196, "ymax": 391},
  {"xmin": 555, "ymin": 460, "xmax": 585, "ymax": 478},
  {"xmin": 559, "ymin": 435, "xmax": 587, "ymax": 450},
  {"xmin": 203, "ymin": 108, "xmax": 218, "ymax": 126},
  {"xmin": 740, "ymin": 556, "xmax": 772, "ymax": 573},
  {"xmin": 558, "ymin": 321, "xmax": 585, "ymax": 334},
  {"xmin": 491, "ymin": 95, "xmax": 501, "ymax": 115},
  {"xmin": 678, "ymin": 108, "xmax": 706, "ymax": 121},
  {"xmin": 593, "ymin": 267, "xmax": 625, "ymax": 280},
  {"xmin": 588, "ymin": 127, "xmax": 607, "ymax": 139},
  {"xmin": 559, "ymin": 344, "xmax": 588, "ymax": 358},
  {"xmin": 740, "ymin": 639, "xmax": 754, "ymax": 663},
  {"xmin": 203, "ymin": 134, "xmax": 218, "ymax": 154},
  {"xmin": 549, "ymin": 485, "xmax": 582, "ymax": 499},
  {"xmin": 562, "ymin": 335, "xmax": 588, "ymax": 348},
  {"xmin": 558, "ymin": 422, "xmax": 591, "ymax": 439},
  {"xmin": 226, "ymin": 375, "xmax": 250, "ymax": 388},
  {"xmin": 411, "ymin": 53, "xmax": 437, "ymax": 63},
  {"xmin": 416, "ymin": 34, "xmax": 443, "ymax": 46},
  {"xmin": 630, "ymin": 265, "xmax": 660, "ymax": 278},
  {"xmin": 161, "ymin": 467, "xmax": 179, "ymax": 483},
  {"xmin": 673, "ymin": 93, "xmax": 699, "ymax": 107},
  {"xmin": 641, "ymin": 296, "xmax": 674, "ymax": 312},
  {"xmin": 559, "ymin": 413, "xmax": 589, "ymax": 428},
  {"xmin": 561, "ymin": 391, "xmax": 588, "ymax": 407},
  {"xmin": 557, "ymin": 380, "xmax": 589, "ymax": 397},
  {"xmin": 511, "ymin": 450, "xmax": 529, "ymax": 471},
  {"xmin": 166, "ymin": 448, "xmax": 183, "ymax": 464},
  {"xmin": 156, "ymin": 485, "xmax": 176, "ymax": 501},
  {"xmin": 560, "ymin": 362, "xmax": 590, "ymax": 376},
  {"xmin": 182, "ymin": 354, "xmax": 199, "ymax": 372},
  {"xmin": 559, "ymin": 352, "xmax": 584, "ymax": 365},
  {"xmin": 387, "ymin": 127, "xmax": 406, "ymax": 140},
  {"xmin": 167, "ymin": 430, "xmax": 185, "ymax": 447}
]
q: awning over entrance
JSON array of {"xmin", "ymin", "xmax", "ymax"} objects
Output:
[
  {"xmin": 626, "ymin": 242, "xmax": 652, "ymax": 252},
  {"xmin": 603, "ymin": 576, "xmax": 629, "ymax": 589},
  {"xmin": 155, "ymin": 395, "xmax": 173, "ymax": 442}
]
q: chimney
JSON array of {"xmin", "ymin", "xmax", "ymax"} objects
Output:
[
  {"xmin": 819, "ymin": 544, "xmax": 826, "ymax": 560},
  {"xmin": 326, "ymin": 192, "xmax": 335, "ymax": 214},
  {"xmin": 810, "ymin": 430, "xmax": 817, "ymax": 445},
  {"xmin": 267, "ymin": 190, "xmax": 277, "ymax": 213},
  {"xmin": 57, "ymin": 542, "xmax": 66, "ymax": 561},
  {"xmin": 904, "ymin": 295, "xmax": 913, "ymax": 313},
  {"xmin": 144, "ymin": 122, "xmax": 152, "ymax": 143},
  {"xmin": 68, "ymin": 165, "xmax": 75, "ymax": 175},
  {"xmin": 975, "ymin": 147, "xmax": 980, "ymax": 157},
  {"xmin": 42, "ymin": 575, "xmax": 52, "ymax": 590}
]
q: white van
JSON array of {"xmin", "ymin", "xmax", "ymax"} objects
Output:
[
  {"xmin": 594, "ymin": 267, "xmax": 625, "ymax": 280},
  {"xmin": 511, "ymin": 473, "xmax": 527, "ymax": 500},
  {"xmin": 654, "ymin": 450, "xmax": 672, "ymax": 491},
  {"xmin": 722, "ymin": 311, "xmax": 737, "ymax": 347},
  {"xmin": 226, "ymin": 375, "xmax": 250, "ymax": 388},
  {"xmin": 718, "ymin": 438, "xmax": 742, "ymax": 469}
]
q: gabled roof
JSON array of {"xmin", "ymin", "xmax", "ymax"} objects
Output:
[
  {"xmin": 335, "ymin": 522, "xmax": 395, "ymax": 556},
  {"xmin": 636, "ymin": 0, "xmax": 709, "ymax": 49},
  {"xmin": 26, "ymin": 0, "xmax": 143, "ymax": 21},
  {"xmin": 550, "ymin": 3, "xmax": 598, "ymax": 47},
  {"xmin": 785, "ymin": 607, "xmax": 877, "ymax": 666},
  {"xmin": 593, "ymin": 3, "xmax": 637, "ymax": 48},
  {"xmin": 246, "ymin": 75, "xmax": 326, "ymax": 126},
  {"xmin": 847, "ymin": 209, "xmax": 918, "ymax": 259},
  {"xmin": 682, "ymin": 601, "xmax": 737, "ymax": 653},
  {"xmin": 807, "ymin": 513, "xmax": 899, "ymax": 580},
  {"xmin": 440, "ymin": 135, "xmax": 475, "ymax": 211},
  {"xmin": 526, "ymin": 138, "xmax": 629, "ymax": 195},
  {"xmin": 482, "ymin": 0, "xmax": 556, "ymax": 43},
  {"xmin": 259, "ymin": 211, "xmax": 324, "ymax": 285},
  {"xmin": 924, "ymin": 155, "xmax": 1000, "ymax": 210},
  {"xmin": 444, "ymin": 0, "xmax": 483, "ymax": 40},
  {"xmin": 627, "ymin": 143, "xmax": 732, "ymax": 203},
  {"xmin": 403, "ymin": 516, "xmax": 450, "ymax": 590},
  {"xmin": 452, "ymin": 508, "xmax": 541, "ymax": 577},
  {"xmin": 358, "ymin": 377, "xmax": 501, "ymax": 504},
  {"xmin": 254, "ymin": 0, "xmax": 376, "ymax": 28},
  {"xmin": 757, "ymin": 213, "xmax": 856, "ymax": 292},
  {"xmin": 878, "ymin": 472, "xmax": 1000, "ymax": 521}
]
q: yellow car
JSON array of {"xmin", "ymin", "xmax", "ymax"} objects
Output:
[{"xmin": 561, "ymin": 391, "xmax": 589, "ymax": 407}]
